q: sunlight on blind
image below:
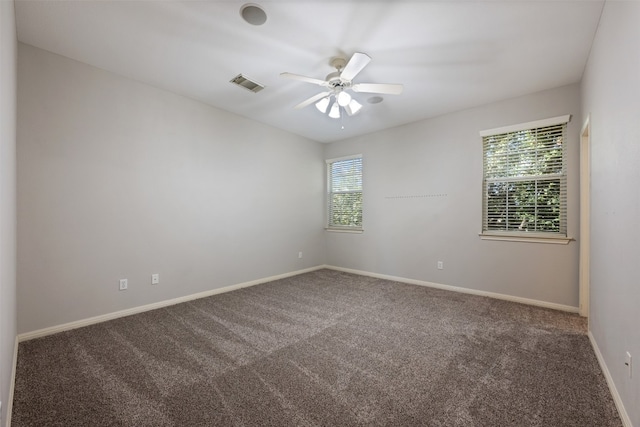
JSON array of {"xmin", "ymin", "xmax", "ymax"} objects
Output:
[
  {"xmin": 482, "ymin": 122, "xmax": 567, "ymax": 235},
  {"xmin": 327, "ymin": 156, "xmax": 363, "ymax": 229}
]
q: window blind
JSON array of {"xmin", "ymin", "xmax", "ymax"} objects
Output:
[
  {"xmin": 482, "ymin": 121, "xmax": 567, "ymax": 235},
  {"xmin": 327, "ymin": 156, "xmax": 363, "ymax": 230}
]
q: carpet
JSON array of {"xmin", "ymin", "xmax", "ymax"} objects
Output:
[{"xmin": 12, "ymin": 269, "xmax": 622, "ymax": 426}]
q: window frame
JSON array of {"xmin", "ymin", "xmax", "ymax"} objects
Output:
[
  {"xmin": 325, "ymin": 154, "xmax": 363, "ymax": 233},
  {"xmin": 479, "ymin": 115, "xmax": 572, "ymax": 244}
]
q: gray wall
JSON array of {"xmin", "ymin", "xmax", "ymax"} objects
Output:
[
  {"xmin": 17, "ymin": 44, "xmax": 326, "ymax": 334},
  {"xmin": 324, "ymin": 84, "xmax": 581, "ymax": 308},
  {"xmin": 0, "ymin": 0, "xmax": 17, "ymax": 425},
  {"xmin": 581, "ymin": 2, "xmax": 640, "ymax": 425}
]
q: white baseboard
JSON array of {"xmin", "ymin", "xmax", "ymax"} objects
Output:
[
  {"xmin": 18, "ymin": 264, "xmax": 579, "ymax": 341},
  {"xmin": 18, "ymin": 265, "xmax": 325, "ymax": 342},
  {"xmin": 5, "ymin": 335, "xmax": 18, "ymax": 427},
  {"xmin": 588, "ymin": 331, "xmax": 632, "ymax": 427},
  {"xmin": 324, "ymin": 265, "xmax": 579, "ymax": 313}
]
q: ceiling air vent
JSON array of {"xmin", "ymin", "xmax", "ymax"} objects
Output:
[{"xmin": 230, "ymin": 74, "xmax": 265, "ymax": 93}]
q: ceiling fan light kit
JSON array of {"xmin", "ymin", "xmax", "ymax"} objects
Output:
[
  {"xmin": 329, "ymin": 102, "xmax": 341, "ymax": 119},
  {"xmin": 337, "ymin": 91, "xmax": 351, "ymax": 107},
  {"xmin": 281, "ymin": 52, "xmax": 403, "ymax": 122},
  {"xmin": 315, "ymin": 97, "xmax": 330, "ymax": 114},
  {"xmin": 345, "ymin": 99, "xmax": 363, "ymax": 116}
]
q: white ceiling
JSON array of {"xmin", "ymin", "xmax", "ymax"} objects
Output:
[{"xmin": 15, "ymin": 0, "xmax": 604, "ymax": 143}]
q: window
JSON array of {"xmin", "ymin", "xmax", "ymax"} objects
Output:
[
  {"xmin": 326, "ymin": 155, "xmax": 363, "ymax": 231},
  {"xmin": 480, "ymin": 115, "xmax": 570, "ymax": 240}
]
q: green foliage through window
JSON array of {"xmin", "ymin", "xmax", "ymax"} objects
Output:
[
  {"xmin": 327, "ymin": 156, "xmax": 363, "ymax": 229},
  {"xmin": 482, "ymin": 120, "xmax": 567, "ymax": 235}
]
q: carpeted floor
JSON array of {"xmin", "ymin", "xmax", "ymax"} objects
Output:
[{"xmin": 12, "ymin": 269, "xmax": 621, "ymax": 426}]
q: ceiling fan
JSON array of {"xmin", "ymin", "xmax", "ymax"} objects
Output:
[{"xmin": 281, "ymin": 52, "xmax": 403, "ymax": 120}]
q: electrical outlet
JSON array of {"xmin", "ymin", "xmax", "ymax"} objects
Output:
[
  {"xmin": 151, "ymin": 274, "xmax": 159, "ymax": 285},
  {"xmin": 437, "ymin": 261, "xmax": 444, "ymax": 270},
  {"xmin": 298, "ymin": 251, "xmax": 303, "ymax": 259},
  {"xmin": 119, "ymin": 279, "xmax": 128, "ymax": 291},
  {"xmin": 625, "ymin": 352, "xmax": 632, "ymax": 378}
]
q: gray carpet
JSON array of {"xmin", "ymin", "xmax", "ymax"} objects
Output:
[{"xmin": 12, "ymin": 269, "xmax": 621, "ymax": 426}]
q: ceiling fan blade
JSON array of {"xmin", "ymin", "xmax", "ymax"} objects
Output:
[
  {"xmin": 280, "ymin": 72, "xmax": 328, "ymax": 87},
  {"xmin": 351, "ymin": 83, "xmax": 404, "ymax": 95},
  {"xmin": 340, "ymin": 52, "xmax": 371, "ymax": 81},
  {"xmin": 294, "ymin": 91, "xmax": 332, "ymax": 109}
]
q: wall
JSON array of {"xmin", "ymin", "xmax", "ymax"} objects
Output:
[
  {"xmin": 17, "ymin": 43, "xmax": 326, "ymax": 334},
  {"xmin": 0, "ymin": 0, "xmax": 17, "ymax": 425},
  {"xmin": 581, "ymin": 2, "xmax": 640, "ymax": 425},
  {"xmin": 324, "ymin": 84, "xmax": 581, "ymax": 308}
]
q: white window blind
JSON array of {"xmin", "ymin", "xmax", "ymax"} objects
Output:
[
  {"xmin": 326, "ymin": 155, "xmax": 363, "ymax": 230},
  {"xmin": 482, "ymin": 117, "xmax": 568, "ymax": 236}
]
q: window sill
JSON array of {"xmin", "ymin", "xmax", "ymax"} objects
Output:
[
  {"xmin": 479, "ymin": 232, "xmax": 573, "ymax": 245},
  {"xmin": 325, "ymin": 228, "xmax": 363, "ymax": 234}
]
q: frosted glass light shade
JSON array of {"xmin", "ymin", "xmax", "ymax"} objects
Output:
[
  {"xmin": 329, "ymin": 102, "xmax": 341, "ymax": 119},
  {"xmin": 315, "ymin": 97, "xmax": 330, "ymax": 113},
  {"xmin": 337, "ymin": 91, "xmax": 352, "ymax": 107},
  {"xmin": 345, "ymin": 99, "xmax": 362, "ymax": 116}
]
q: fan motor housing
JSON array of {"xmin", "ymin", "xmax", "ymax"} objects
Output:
[
  {"xmin": 327, "ymin": 57, "xmax": 352, "ymax": 89},
  {"xmin": 325, "ymin": 71, "xmax": 344, "ymax": 88}
]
